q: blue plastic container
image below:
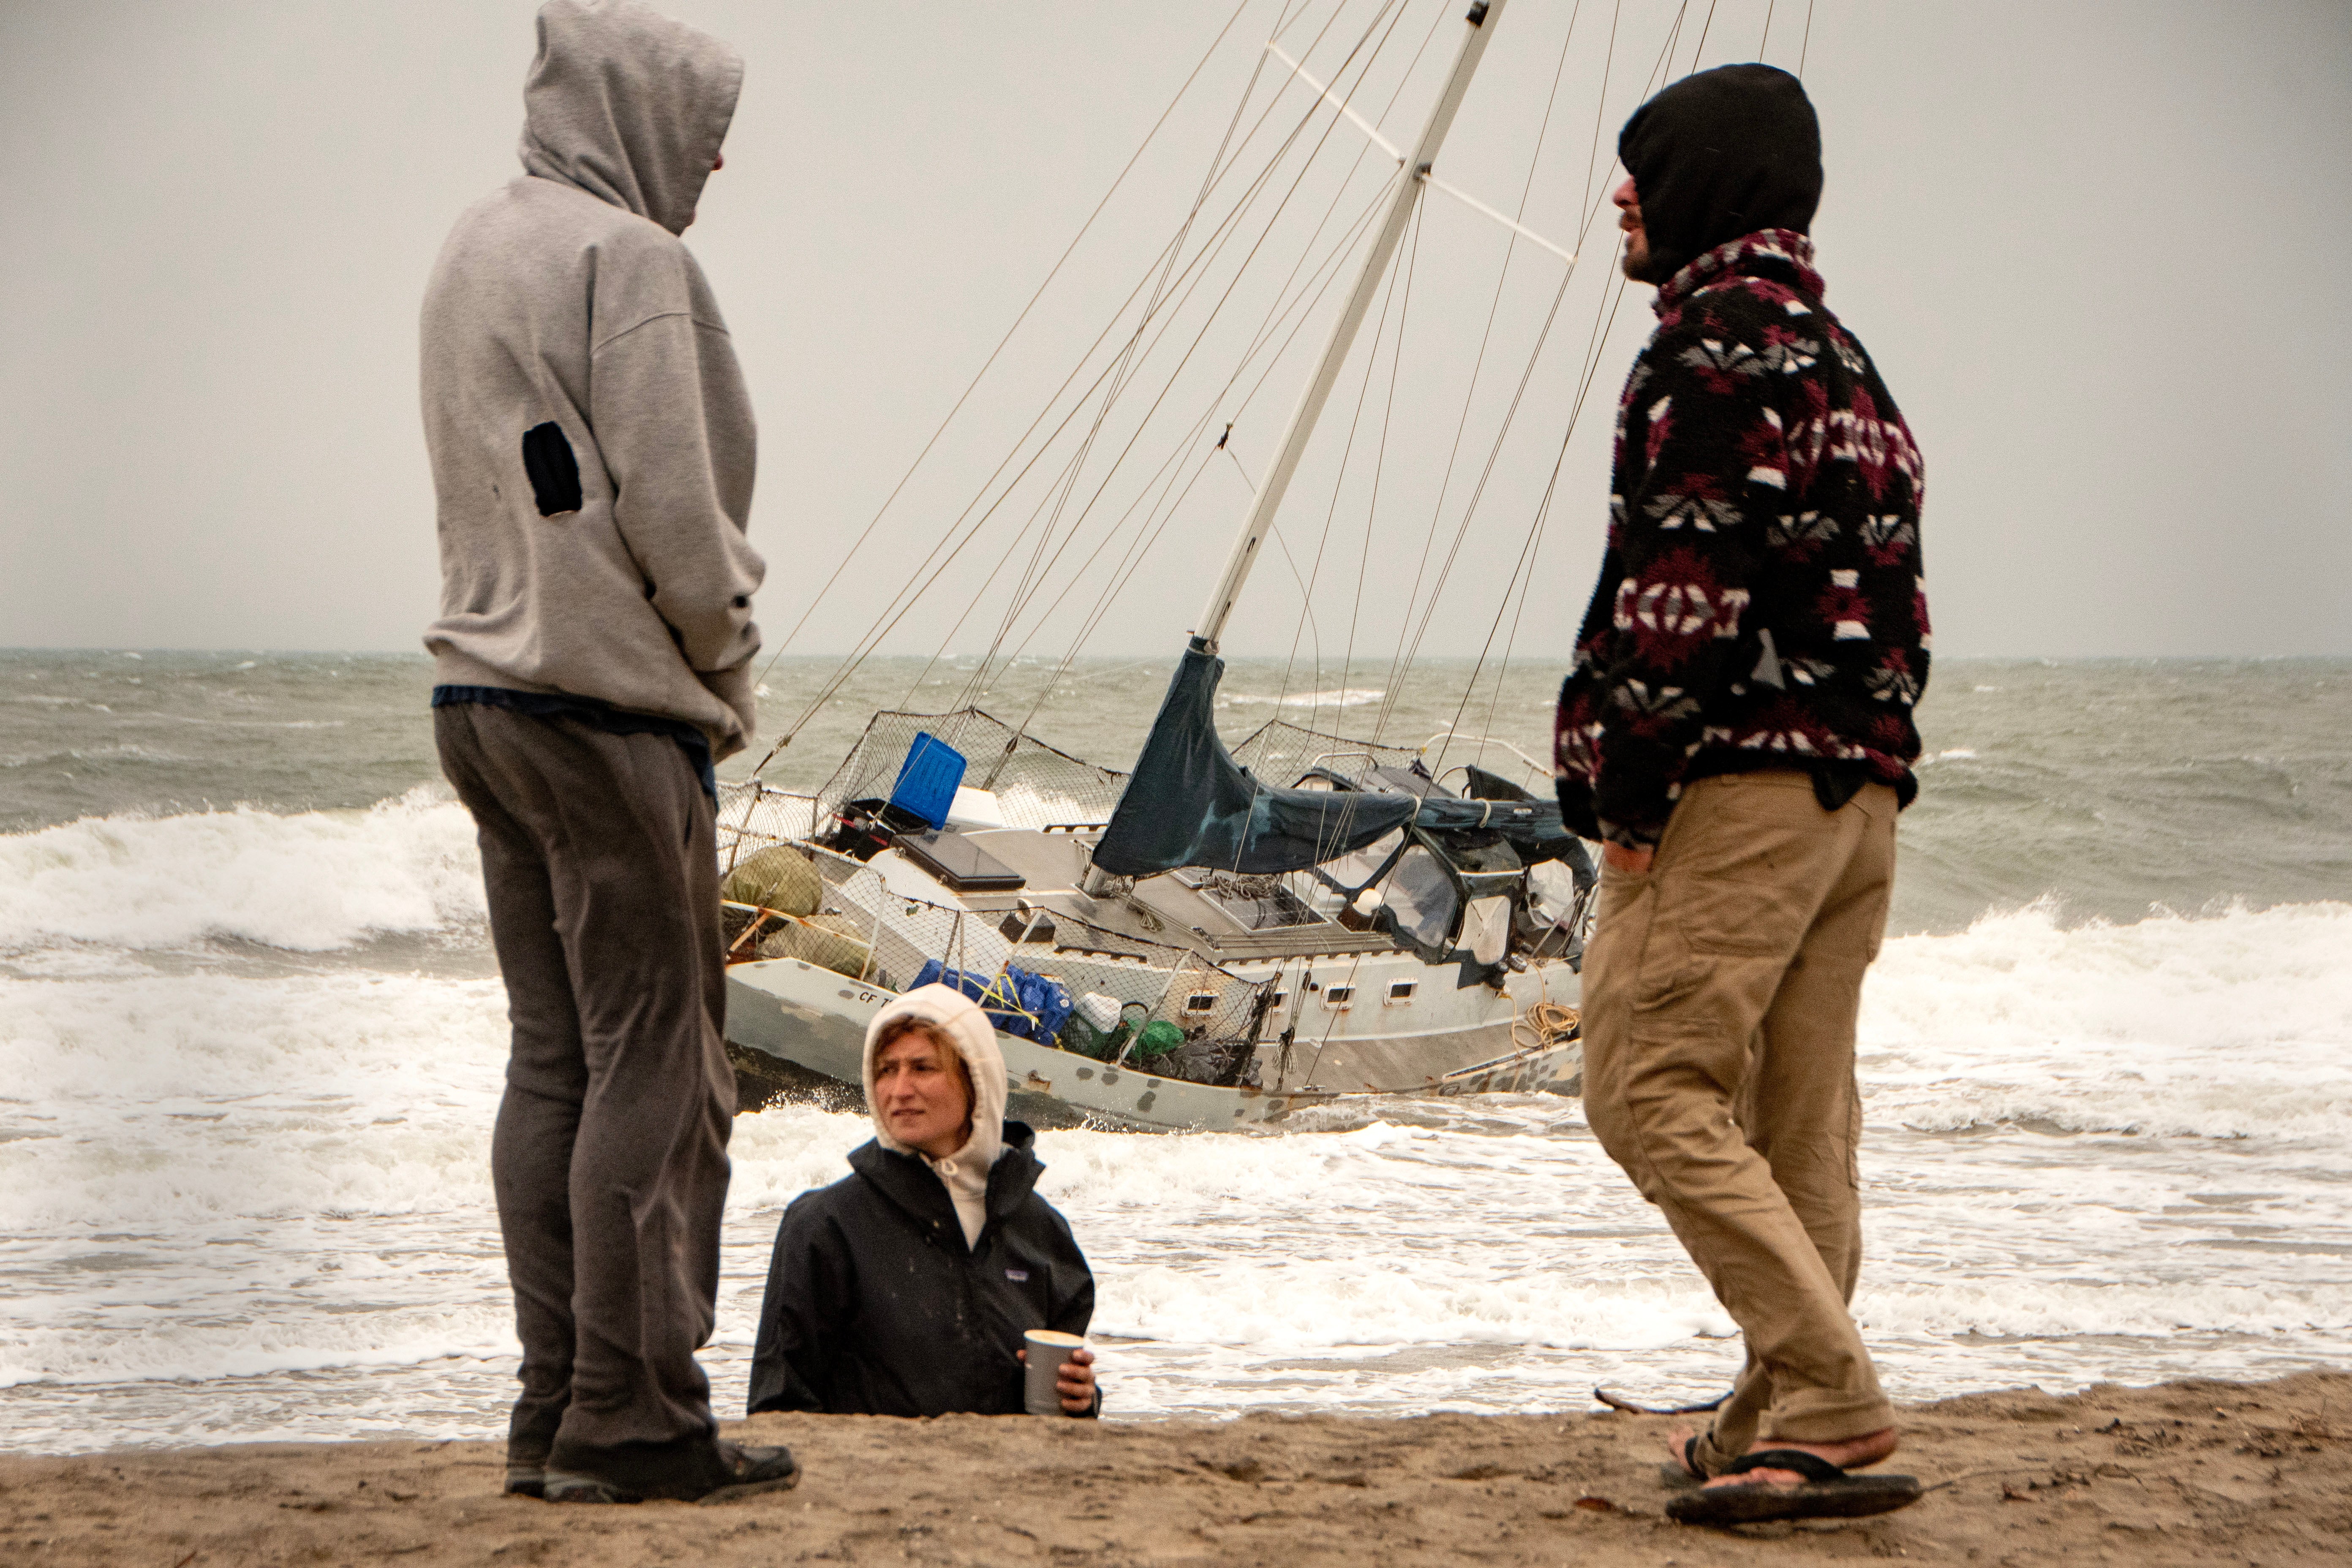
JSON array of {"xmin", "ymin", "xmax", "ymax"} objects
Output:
[{"xmin": 889, "ymin": 733, "xmax": 967, "ymax": 830}]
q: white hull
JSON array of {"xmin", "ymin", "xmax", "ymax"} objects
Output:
[{"xmin": 724, "ymin": 954, "xmax": 1581, "ymax": 1133}]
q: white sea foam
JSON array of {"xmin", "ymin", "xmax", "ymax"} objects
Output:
[
  {"xmin": 0, "ymin": 971, "xmax": 513, "ymax": 1395},
  {"xmin": 0, "ymin": 821, "xmax": 2346, "ymax": 1442},
  {"xmin": 1217, "ymin": 687, "xmax": 1385, "ymax": 708},
  {"xmin": 0, "ymin": 743, "xmax": 191, "ymax": 770},
  {"xmin": 1859, "ymin": 898, "xmax": 2352, "ymax": 1139},
  {"xmin": 0, "ymin": 788, "xmax": 483, "ymax": 954},
  {"xmin": 0, "ymin": 974, "xmax": 507, "ymax": 1228}
]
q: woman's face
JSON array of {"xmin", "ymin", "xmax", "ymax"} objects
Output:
[{"xmin": 874, "ymin": 1028, "xmax": 974, "ymax": 1159}]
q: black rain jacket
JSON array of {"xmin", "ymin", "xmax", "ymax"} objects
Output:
[{"xmin": 746, "ymin": 1121, "xmax": 1097, "ymax": 1417}]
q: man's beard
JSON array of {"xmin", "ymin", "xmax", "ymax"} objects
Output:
[{"xmin": 1620, "ymin": 241, "xmax": 1679, "ymax": 285}]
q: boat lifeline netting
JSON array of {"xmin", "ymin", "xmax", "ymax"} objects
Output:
[
  {"xmin": 717, "ymin": 781, "xmax": 823, "ymax": 874},
  {"xmin": 814, "ymin": 708, "xmax": 1128, "ymax": 830},
  {"xmin": 719, "ymin": 815, "xmax": 1273, "ymax": 1047}
]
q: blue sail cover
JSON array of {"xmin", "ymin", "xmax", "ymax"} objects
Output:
[{"xmin": 1092, "ymin": 640, "xmax": 1568, "ymax": 877}]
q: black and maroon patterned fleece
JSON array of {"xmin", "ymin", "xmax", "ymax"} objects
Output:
[{"xmin": 1553, "ymin": 229, "xmax": 1930, "ymax": 849}]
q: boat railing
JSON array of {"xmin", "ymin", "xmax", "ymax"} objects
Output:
[
  {"xmin": 726, "ymin": 824, "xmax": 1277, "ymax": 1056},
  {"xmin": 812, "ymin": 708, "xmax": 1128, "ymax": 831},
  {"xmin": 1228, "ymin": 717, "xmax": 1421, "ymax": 790},
  {"xmin": 716, "ymin": 779, "xmax": 823, "ymax": 860}
]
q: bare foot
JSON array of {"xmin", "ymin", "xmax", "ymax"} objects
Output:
[
  {"xmin": 1663, "ymin": 1424, "xmax": 1707, "ymax": 1480},
  {"xmin": 1699, "ymin": 1426, "xmax": 1897, "ymax": 1490}
]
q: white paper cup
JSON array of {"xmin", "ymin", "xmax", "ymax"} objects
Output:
[{"xmin": 1023, "ymin": 1328, "xmax": 1086, "ymax": 1416}]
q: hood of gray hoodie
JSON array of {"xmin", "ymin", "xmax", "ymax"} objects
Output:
[
  {"xmin": 519, "ymin": 0, "xmax": 742, "ymax": 237},
  {"xmin": 420, "ymin": 0, "xmax": 762, "ymax": 756}
]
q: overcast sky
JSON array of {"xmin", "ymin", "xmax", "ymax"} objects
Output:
[{"xmin": 3, "ymin": 0, "xmax": 2348, "ymax": 661}]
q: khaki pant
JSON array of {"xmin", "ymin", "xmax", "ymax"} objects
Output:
[{"xmin": 1581, "ymin": 770, "xmax": 1898, "ymax": 1467}]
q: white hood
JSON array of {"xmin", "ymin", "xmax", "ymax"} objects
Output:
[{"xmin": 861, "ymin": 983, "xmax": 1009, "ymax": 1198}]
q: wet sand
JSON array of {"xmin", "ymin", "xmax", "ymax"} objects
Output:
[{"xmin": 2, "ymin": 1372, "xmax": 2346, "ymax": 1565}]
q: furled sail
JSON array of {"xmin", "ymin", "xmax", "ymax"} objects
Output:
[{"xmin": 1092, "ymin": 640, "xmax": 1566, "ymax": 878}]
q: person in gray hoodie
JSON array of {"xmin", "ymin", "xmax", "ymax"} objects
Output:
[{"xmin": 419, "ymin": 0, "xmax": 788, "ymax": 1506}]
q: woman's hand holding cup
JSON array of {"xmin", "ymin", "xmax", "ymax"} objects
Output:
[{"xmin": 1019, "ymin": 1329, "xmax": 1095, "ymax": 1415}]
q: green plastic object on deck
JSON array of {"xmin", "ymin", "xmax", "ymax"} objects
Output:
[
  {"xmin": 1058, "ymin": 1014, "xmax": 1135, "ymax": 1062},
  {"xmin": 1132, "ymin": 1019, "xmax": 1185, "ymax": 1060}
]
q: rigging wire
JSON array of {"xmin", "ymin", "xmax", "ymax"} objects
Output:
[
  {"xmin": 1692, "ymin": 0, "xmax": 1720, "ymax": 71},
  {"xmin": 962, "ymin": 0, "xmax": 1424, "ymax": 708},
  {"xmin": 1232, "ymin": 0, "xmax": 1584, "ymax": 874},
  {"xmin": 989, "ymin": 150, "xmax": 1396, "ymax": 694},
  {"xmin": 1019, "ymin": 179, "xmax": 1398, "ymax": 723},
  {"xmin": 1579, "ymin": 0, "xmax": 1623, "ymax": 227},
  {"xmin": 1383, "ymin": 0, "xmax": 1689, "ymax": 762},
  {"xmin": 991, "ymin": 0, "xmax": 1457, "ymax": 729},
  {"xmin": 768, "ymin": 0, "xmax": 1384, "ymax": 754},
  {"xmin": 1019, "ymin": 175, "xmax": 1397, "ymax": 684},
  {"xmin": 950, "ymin": 0, "xmax": 1303, "ymax": 714},
  {"xmin": 781, "ymin": 0, "xmax": 1406, "ymax": 747},
  {"xmin": 1337, "ymin": 181, "xmax": 1426, "ymax": 748},
  {"xmin": 1449, "ymin": 0, "xmax": 1721, "ymax": 779},
  {"xmin": 906, "ymin": 9, "xmax": 1358, "ymax": 713},
  {"xmin": 1482, "ymin": 290, "xmax": 1632, "ymax": 742},
  {"xmin": 1271, "ymin": 195, "xmax": 1416, "ymax": 741},
  {"xmin": 978, "ymin": 0, "xmax": 1445, "ymax": 701},
  {"xmin": 1459, "ymin": 256, "xmax": 1632, "ymax": 779},
  {"xmin": 753, "ymin": 220, "xmax": 1194, "ymax": 763},
  {"xmin": 746, "ymin": 0, "xmax": 1260, "ymax": 699},
  {"xmin": 895, "ymin": 0, "xmax": 1411, "ymax": 713},
  {"xmin": 1800, "ymin": 0, "xmax": 1813, "ymax": 76},
  {"xmin": 1360, "ymin": 0, "xmax": 1588, "ymax": 756},
  {"xmin": 1030, "ymin": 177, "xmax": 1400, "ymax": 709},
  {"xmin": 1215, "ymin": 190, "xmax": 1424, "ymax": 878}
]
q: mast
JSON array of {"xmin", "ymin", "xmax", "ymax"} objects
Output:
[{"xmin": 1193, "ymin": 0, "xmax": 1509, "ymax": 653}]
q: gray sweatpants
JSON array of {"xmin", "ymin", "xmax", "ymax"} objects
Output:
[{"xmin": 434, "ymin": 703, "xmax": 734, "ymax": 1458}]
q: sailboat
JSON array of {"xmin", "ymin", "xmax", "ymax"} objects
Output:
[{"xmin": 719, "ymin": 0, "xmax": 1619, "ymax": 1131}]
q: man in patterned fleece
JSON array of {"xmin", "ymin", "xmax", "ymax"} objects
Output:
[{"xmin": 1553, "ymin": 65, "xmax": 1929, "ymax": 1526}]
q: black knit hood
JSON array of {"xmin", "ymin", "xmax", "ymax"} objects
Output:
[{"xmin": 1617, "ymin": 63, "xmax": 1821, "ymax": 283}]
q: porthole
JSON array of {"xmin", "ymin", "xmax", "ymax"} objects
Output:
[
  {"xmin": 1325, "ymin": 984, "xmax": 1355, "ymax": 1007},
  {"xmin": 1386, "ymin": 980, "xmax": 1417, "ymax": 1004},
  {"xmin": 1183, "ymin": 992, "xmax": 1217, "ymax": 1014}
]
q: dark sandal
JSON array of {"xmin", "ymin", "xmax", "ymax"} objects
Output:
[
  {"xmin": 1666, "ymin": 1448, "xmax": 1921, "ymax": 1527},
  {"xmin": 1657, "ymin": 1433, "xmax": 1708, "ymax": 1491}
]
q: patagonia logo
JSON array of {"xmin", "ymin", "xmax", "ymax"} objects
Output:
[{"xmin": 1004, "ymin": 1268, "xmax": 1030, "ymax": 1282}]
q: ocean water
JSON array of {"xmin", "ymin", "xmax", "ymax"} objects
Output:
[{"xmin": 1, "ymin": 649, "xmax": 2347, "ymax": 1453}]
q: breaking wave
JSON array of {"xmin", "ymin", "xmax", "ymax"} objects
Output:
[
  {"xmin": 1860, "ymin": 898, "xmax": 2352, "ymax": 1140},
  {"xmin": 0, "ymin": 788, "xmax": 482, "ymax": 955},
  {"xmin": 1217, "ymin": 687, "xmax": 1385, "ymax": 708},
  {"xmin": 0, "ymin": 781, "xmax": 2345, "ymax": 1439}
]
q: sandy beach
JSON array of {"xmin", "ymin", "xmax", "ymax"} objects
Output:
[{"xmin": 2, "ymin": 1371, "xmax": 2344, "ymax": 1565}]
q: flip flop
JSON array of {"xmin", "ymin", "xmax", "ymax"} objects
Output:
[
  {"xmin": 1665, "ymin": 1448, "xmax": 1921, "ymax": 1527},
  {"xmin": 1657, "ymin": 1433, "xmax": 1707, "ymax": 1491}
]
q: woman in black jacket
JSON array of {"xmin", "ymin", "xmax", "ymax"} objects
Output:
[{"xmin": 747, "ymin": 983, "xmax": 1099, "ymax": 1417}]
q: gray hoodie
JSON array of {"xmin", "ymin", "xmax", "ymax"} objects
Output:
[{"xmin": 421, "ymin": 0, "xmax": 765, "ymax": 757}]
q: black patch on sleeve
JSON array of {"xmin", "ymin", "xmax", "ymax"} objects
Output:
[{"xmin": 520, "ymin": 422, "xmax": 582, "ymax": 517}]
